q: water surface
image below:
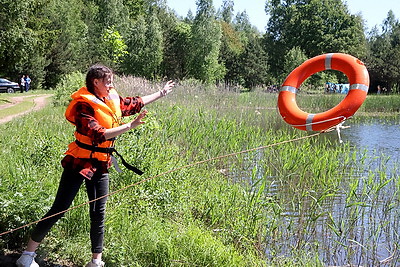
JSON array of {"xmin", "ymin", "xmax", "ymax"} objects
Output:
[{"xmin": 264, "ymin": 117, "xmax": 399, "ymax": 266}]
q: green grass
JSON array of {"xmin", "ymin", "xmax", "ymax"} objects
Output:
[
  {"xmin": 0, "ymin": 98, "xmax": 11, "ymax": 105},
  {"xmin": 0, "ymin": 83, "xmax": 398, "ymax": 266},
  {"xmin": 0, "ymin": 101, "xmax": 35, "ymax": 118}
]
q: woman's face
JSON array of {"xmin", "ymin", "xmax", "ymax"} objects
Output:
[{"xmin": 93, "ymin": 74, "xmax": 114, "ymax": 98}]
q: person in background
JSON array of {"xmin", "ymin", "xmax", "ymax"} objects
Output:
[
  {"xmin": 25, "ymin": 75, "xmax": 31, "ymax": 92},
  {"xmin": 20, "ymin": 75, "xmax": 26, "ymax": 93},
  {"xmin": 16, "ymin": 64, "xmax": 175, "ymax": 267}
]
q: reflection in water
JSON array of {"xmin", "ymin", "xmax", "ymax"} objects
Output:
[{"xmin": 344, "ymin": 118, "xmax": 400, "ymax": 166}]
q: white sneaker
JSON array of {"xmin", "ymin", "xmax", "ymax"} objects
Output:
[
  {"xmin": 16, "ymin": 253, "xmax": 39, "ymax": 267},
  {"xmin": 85, "ymin": 259, "xmax": 105, "ymax": 267}
]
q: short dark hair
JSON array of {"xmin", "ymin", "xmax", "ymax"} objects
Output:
[{"xmin": 86, "ymin": 64, "xmax": 113, "ymax": 93}]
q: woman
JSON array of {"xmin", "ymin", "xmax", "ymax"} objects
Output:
[{"xmin": 16, "ymin": 64, "xmax": 175, "ymax": 267}]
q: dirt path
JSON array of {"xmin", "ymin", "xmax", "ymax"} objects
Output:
[{"xmin": 0, "ymin": 94, "xmax": 53, "ymax": 124}]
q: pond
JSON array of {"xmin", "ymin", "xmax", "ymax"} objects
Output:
[
  {"xmin": 345, "ymin": 117, "xmax": 399, "ymax": 168},
  {"xmin": 263, "ymin": 117, "xmax": 399, "ymax": 266}
]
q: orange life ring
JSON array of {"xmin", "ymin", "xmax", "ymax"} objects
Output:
[{"xmin": 277, "ymin": 53, "xmax": 370, "ymax": 131}]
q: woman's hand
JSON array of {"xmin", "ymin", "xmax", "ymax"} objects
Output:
[
  {"xmin": 141, "ymin": 80, "xmax": 176, "ymax": 105},
  {"xmin": 104, "ymin": 110, "xmax": 148, "ymax": 140},
  {"xmin": 160, "ymin": 80, "xmax": 175, "ymax": 96},
  {"xmin": 130, "ymin": 110, "xmax": 148, "ymax": 129}
]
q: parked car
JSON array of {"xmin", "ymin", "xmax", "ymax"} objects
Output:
[{"xmin": 0, "ymin": 78, "xmax": 19, "ymax": 93}]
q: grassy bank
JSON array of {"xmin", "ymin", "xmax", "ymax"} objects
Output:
[{"xmin": 0, "ymin": 83, "xmax": 399, "ymax": 266}]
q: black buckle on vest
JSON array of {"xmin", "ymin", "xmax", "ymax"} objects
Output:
[{"xmin": 75, "ymin": 140, "xmax": 143, "ymax": 175}]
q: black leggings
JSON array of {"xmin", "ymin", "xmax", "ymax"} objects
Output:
[{"xmin": 31, "ymin": 167, "xmax": 109, "ymax": 253}]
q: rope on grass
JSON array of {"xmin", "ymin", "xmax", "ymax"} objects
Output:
[{"xmin": 0, "ymin": 131, "xmax": 325, "ymax": 237}]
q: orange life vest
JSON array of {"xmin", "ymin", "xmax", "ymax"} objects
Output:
[{"xmin": 64, "ymin": 86, "xmax": 122, "ymax": 161}]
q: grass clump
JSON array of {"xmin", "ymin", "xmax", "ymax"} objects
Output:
[{"xmin": 52, "ymin": 71, "xmax": 85, "ymax": 107}]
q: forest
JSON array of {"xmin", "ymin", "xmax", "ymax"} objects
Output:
[{"xmin": 1, "ymin": 0, "xmax": 399, "ymax": 93}]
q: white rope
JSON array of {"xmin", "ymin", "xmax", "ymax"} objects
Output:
[
  {"xmin": 335, "ymin": 121, "xmax": 350, "ymax": 143},
  {"xmin": 289, "ymin": 116, "xmax": 347, "ymax": 128}
]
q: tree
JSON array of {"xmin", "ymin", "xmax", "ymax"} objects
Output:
[
  {"xmin": 123, "ymin": 0, "xmax": 145, "ymax": 21},
  {"xmin": 366, "ymin": 11, "xmax": 400, "ymax": 93},
  {"xmin": 264, "ymin": 0, "xmax": 366, "ymax": 82},
  {"xmin": 280, "ymin": 47, "xmax": 308, "ymax": 83},
  {"xmin": 0, "ymin": 0, "xmax": 49, "ymax": 87},
  {"xmin": 233, "ymin": 10, "xmax": 254, "ymax": 36},
  {"xmin": 122, "ymin": 12, "xmax": 163, "ymax": 79},
  {"xmin": 382, "ymin": 10, "xmax": 398, "ymax": 34},
  {"xmin": 82, "ymin": 0, "xmax": 131, "ymax": 67},
  {"xmin": 220, "ymin": 0, "xmax": 234, "ymax": 24},
  {"xmin": 42, "ymin": 0, "xmax": 89, "ymax": 88},
  {"xmin": 219, "ymin": 21, "xmax": 245, "ymax": 85},
  {"xmin": 185, "ymin": 10, "xmax": 195, "ymax": 24},
  {"xmin": 221, "ymin": 11, "xmax": 269, "ymax": 88},
  {"xmin": 102, "ymin": 26, "xmax": 128, "ymax": 67},
  {"xmin": 187, "ymin": 0, "xmax": 225, "ymax": 83},
  {"xmin": 94, "ymin": 0, "xmax": 130, "ymax": 30},
  {"xmin": 237, "ymin": 34, "xmax": 270, "ymax": 88},
  {"xmin": 143, "ymin": 11, "xmax": 164, "ymax": 78},
  {"xmin": 161, "ymin": 20, "xmax": 191, "ymax": 79},
  {"xmin": 122, "ymin": 16, "xmax": 146, "ymax": 76},
  {"xmin": 144, "ymin": 0, "xmax": 189, "ymax": 79}
]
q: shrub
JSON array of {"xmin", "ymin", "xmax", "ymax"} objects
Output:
[{"xmin": 53, "ymin": 72, "xmax": 85, "ymax": 107}]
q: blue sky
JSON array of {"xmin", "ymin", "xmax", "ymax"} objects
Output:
[{"xmin": 166, "ymin": 0, "xmax": 400, "ymax": 32}]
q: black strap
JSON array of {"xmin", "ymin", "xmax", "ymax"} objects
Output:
[
  {"xmin": 75, "ymin": 140, "xmax": 115, "ymax": 153},
  {"xmin": 75, "ymin": 140, "xmax": 143, "ymax": 175},
  {"xmin": 111, "ymin": 149, "xmax": 143, "ymax": 175}
]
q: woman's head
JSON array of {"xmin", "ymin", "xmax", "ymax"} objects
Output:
[{"xmin": 86, "ymin": 64, "xmax": 113, "ymax": 96}]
